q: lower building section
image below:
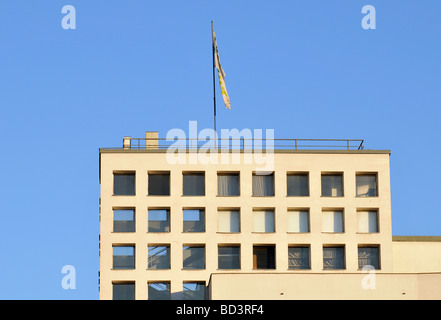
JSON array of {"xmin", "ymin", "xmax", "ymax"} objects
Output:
[{"xmin": 208, "ymin": 272, "xmax": 441, "ymax": 300}]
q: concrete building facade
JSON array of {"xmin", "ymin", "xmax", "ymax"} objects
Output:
[{"xmin": 99, "ymin": 133, "xmax": 441, "ymax": 300}]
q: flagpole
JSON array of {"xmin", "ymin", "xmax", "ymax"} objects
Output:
[{"xmin": 211, "ymin": 20, "xmax": 217, "ymax": 149}]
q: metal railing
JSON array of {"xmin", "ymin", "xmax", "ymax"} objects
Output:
[{"xmin": 121, "ymin": 138, "xmax": 364, "ymax": 151}]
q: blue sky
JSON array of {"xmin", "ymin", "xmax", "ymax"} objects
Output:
[{"xmin": 0, "ymin": 1, "xmax": 440, "ymax": 299}]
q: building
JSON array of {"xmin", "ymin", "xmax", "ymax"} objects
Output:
[{"xmin": 98, "ymin": 131, "xmax": 441, "ymax": 300}]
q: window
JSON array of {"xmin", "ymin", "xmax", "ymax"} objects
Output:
[
  {"xmin": 183, "ymin": 172, "xmax": 205, "ymax": 196},
  {"xmin": 288, "ymin": 246, "xmax": 310, "ymax": 270},
  {"xmin": 113, "ymin": 209, "xmax": 135, "ymax": 232},
  {"xmin": 183, "ymin": 282, "xmax": 206, "ymax": 300},
  {"xmin": 217, "ymin": 173, "xmax": 240, "ymax": 196},
  {"xmin": 148, "ymin": 282, "xmax": 170, "ymax": 300},
  {"xmin": 252, "ymin": 172, "xmax": 274, "ymax": 196},
  {"xmin": 218, "ymin": 210, "xmax": 240, "ymax": 233},
  {"xmin": 113, "ymin": 172, "xmax": 135, "ymax": 196},
  {"xmin": 287, "ymin": 210, "xmax": 309, "ymax": 233},
  {"xmin": 356, "ymin": 174, "xmax": 378, "ymax": 197},
  {"xmin": 287, "ymin": 173, "xmax": 309, "ymax": 196},
  {"xmin": 253, "ymin": 209, "xmax": 275, "ymax": 233},
  {"xmin": 148, "ymin": 245, "xmax": 170, "ymax": 270},
  {"xmin": 113, "ymin": 245, "xmax": 135, "ymax": 270},
  {"xmin": 253, "ymin": 245, "xmax": 276, "ymax": 269},
  {"xmin": 183, "ymin": 245, "xmax": 205, "ymax": 270},
  {"xmin": 112, "ymin": 282, "xmax": 135, "ymax": 300},
  {"xmin": 358, "ymin": 246, "xmax": 380, "ymax": 270},
  {"xmin": 323, "ymin": 246, "xmax": 345, "ymax": 270},
  {"xmin": 321, "ymin": 173, "xmax": 343, "ymax": 197},
  {"xmin": 183, "ymin": 209, "xmax": 205, "ymax": 232},
  {"xmin": 357, "ymin": 210, "xmax": 378, "ymax": 233},
  {"xmin": 148, "ymin": 172, "xmax": 170, "ymax": 196},
  {"xmin": 148, "ymin": 209, "xmax": 170, "ymax": 232},
  {"xmin": 218, "ymin": 245, "xmax": 240, "ymax": 269},
  {"xmin": 322, "ymin": 210, "xmax": 344, "ymax": 233}
]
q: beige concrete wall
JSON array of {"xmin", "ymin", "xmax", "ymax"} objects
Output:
[
  {"xmin": 208, "ymin": 272, "xmax": 441, "ymax": 300},
  {"xmin": 99, "ymin": 149, "xmax": 393, "ymax": 300},
  {"xmin": 392, "ymin": 238, "xmax": 441, "ymax": 273}
]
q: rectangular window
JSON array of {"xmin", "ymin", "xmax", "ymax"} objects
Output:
[
  {"xmin": 253, "ymin": 245, "xmax": 276, "ymax": 269},
  {"xmin": 113, "ymin": 209, "xmax": 135, "ymax": 232},
  {"xmin": 357, "ymin": 210, "xmax": 378, "ymax": 233},
  {"xmin": 112, "ymin": 282, "xmax": 135, "ymax": 300},
  {"xmin": 323, "ymin": 246, "xmax": 345, "ymax": 270},
  {"xmin": 358, "ymin": 246, "xmax": 380, "ymax": 270},
  {"xmin": 217, "ymin": 173, "xmax": 240, "ymax": 196},
  {"xmin": 322, "ymin": 210, "xmax": 344, "ymax": 233},
  {"xmin": 356, "ymin": 174, "xmax": 378, "ymax": 197},
  {"xmin": 287, "ymin": 210, "xmax": 309, "ymax": 233},
  {"xmin": 253, "ymin": 209, "xmax": 275, "ymax": 233},
  {"xmin": 183, "ymin": 172, "xmax": 205, "ymax": 196},
  {"xmin": 288, "ymin": 246, "xmax": 310, "ymax": 270},
  {"xmin": 183, "ymin": 245, "xmax": 205, "ymax": 270},
  {"xmin": 183, "ymin": 209, "xmax": 205, "ymax": 232},
  {"xmin": 183, "ymin": 282, "xmax": 206, "ymax": 300},
  {"xmin": 287, "ymin": 173, "xmax": 309, "ymax": 196},
  {"xmin": 148, "ymin": 209, "xmax": 170, "ymax": 232},
  {"xmin": 218, "ymin": 210, "xmax": 240, "ymax": 233},
  {"xmin": 321, "ymin": 173, "xmax": 343, "ymax": 197},
  {"xmin": 113, "ymin": 245, "xmax": 135, "ymax": 270},
  {"xmin": 218, "ymin": 245, "xmax": 241, "ymax": 270},
  {"xmin": 113, "ymin": 172, "xmax": 135, "ymax": 196},
  {"xmin": 148, "ymin": 282, "xmax": 170, "ymax": 300},
  {"xmin": 148, "ymin": 245, "xmax": 170, "ymax": 270},
  {"xmin": 148, "ymin": 172, "xmax": 170, "ymax": 196},
  {"xmin": 252, "ymin": 172, "xmax": 274, "ymax": 196}
]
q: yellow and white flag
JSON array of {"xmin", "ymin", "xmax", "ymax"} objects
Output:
[{"xmin": 212, "ymin": 25, "xmax": 231, "ymax": 109}]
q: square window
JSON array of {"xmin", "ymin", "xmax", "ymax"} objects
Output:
[
  {"xmin": 183, "ymin": 245, "xmax": 205, "ymax": 270},
  {"xmin": 113, "ymin": 245, "xmax": 135, "ymax": 270},
  {"xmin": 323, "ymin": 246, "xmax": 345, "ymax": 270},
  {"xmin": 113, "ymin": 209, "xmax": 135, "ymax": 232},
  {"xmin": 322, "ymin": 210, "xmax": 344, "ymax": 233},
  {"xmin": 183, "ymin": 209, "xmax": 205, "ymax": 232},
  {"xmin": 148, "ymin": 209, "xmax": 170, "ymax": 232},
  {"xmin": 253, "ymin": 210, "xmax": 275, "ymax": 233},
  {"xmin": 183, "ymin": 282, "xmax": 206, "ymax": 300},
  {"xmin": 287, "ymin": 173, "xmax": 309, "ymax": 196},
  {"xmin": 183, "ymin": 172, "xmax": 205, "ymax": 196},
  {"xmin": 357, "ymin": 210, "xmax": 378, "ymax": 233},
  {"xmin": 321, "ymin": 173, "xmax": 343, "ymax": 197},
  {"xmin": 112, "ymin": 282, "xmax": 135, "ymax": 300},
  {"xmin": 288, "ymin": 246, "xmax": 310, "ymax": 270},
  {"xmin": 356, "ymin": 174, "xmax": 378, "ymax": 197},
  {"xmin": 287, "ymin": 210, "xmax": 309, "ymax": 233},
  {"xmin": 252, "ymin": 172, "xmax": 274, "ymax": 196},
  {"xmin": 253, "ymin": 245, "xmax": 276, "ymax": 269},
  {"xmin": 148, "ymin": 172, "xmax": 170, "ymax": 196},
  {"xmin": 148, "ymin": 282, "xmax": 170, "ymax": 300},
  {"xmin": 358, "ymin": 246, "xmax": 380, "ymax": 270},
  {"xmin": 113, "ymin": 172, "xmax": 135, "ymax": 196},
  {"xmin": 148, "ymin": 245, "xmax": 170, "ymax": 270},
  {"xmin": 218, "ymin": 210, "xmax": 240, "ymax": 233},
  {"xmin": 217, "ymin": 173, "xmax": 240, "ymax": 196},
  {"xmin": 218, "ymin": 246, "xmax": 241, "ymax": 270}
]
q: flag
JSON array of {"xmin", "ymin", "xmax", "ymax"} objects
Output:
[{"xmin": 212, "ymin": 25, "xmax": 231, "ymax": 109}]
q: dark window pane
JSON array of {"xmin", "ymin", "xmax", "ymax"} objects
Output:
[
  {"xmin": 183, "ymin": 173, "xmax": 205, "ymax": 196},
  {"xmin": 114, "ymin": 173, "xmax": 135, "ymax": 196},
  {"xmin": 113, "ymin": 283, "xmax": 135, "ymax": 300},
  {"xmin": 148, "ymin": 209, "xmax": 170, "ymax": 232},
  {"xmin": 148, "ymin": 282, "xmax": 170, "ymax": 300},
  {"xmin": 323, "ymin": 247, "xmax": 345, "ymax": 270},
  {"xmin": 356, "ymin": 174, "xmax": 378, "ymax": 197},
  {"xmin": 358, "ymin": 247, "xmax": 380, "ymax": 270},
  {"xmin": 287, "ymin": 174, "xmax": 309, "ymax": 196},
  {"xmin": 218, "ymin": 174, "xmax": 240, "ymax": 196},
  {"xmin": 148, "ymin": 246, "xmax": 170, "ymax": 269},
  {"xmin": 183, "ymin": 210, "xmax": 205, "ymax": 232},
  {"xmin": 148, "ymin": 173, "xmax": 170, "ymax": 196},
  {"xmin": 183, "ymin": 246, "xmax": 205, "ymax": 269},
  {"xmin": 218, "ymin": 246, "xmax": 240, "ymax": 269},
  {"xmin": 183, "ymin": 282, "xmax": 205, "ymax": 300},
  {"xmin": 253, "ymin": 246, "xmax": 275, "ymax": 269},
  {"xmin": 252, "ymin": 173, "xmax": 274, "ymax": 196},
  {"xmin": 113, "ymin": 209, "xmax": 135, "ymax": 232},
  {"xmin": 321, "ymin": 174, "xmax": 343, "ymax": 197},
  {"xmin": 288, "ymin": 247, "xmax": 310, "ymax": 269},
  {"xmin": 113, "ymin": 246, "xmax": 135, "ymax": 269}
]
